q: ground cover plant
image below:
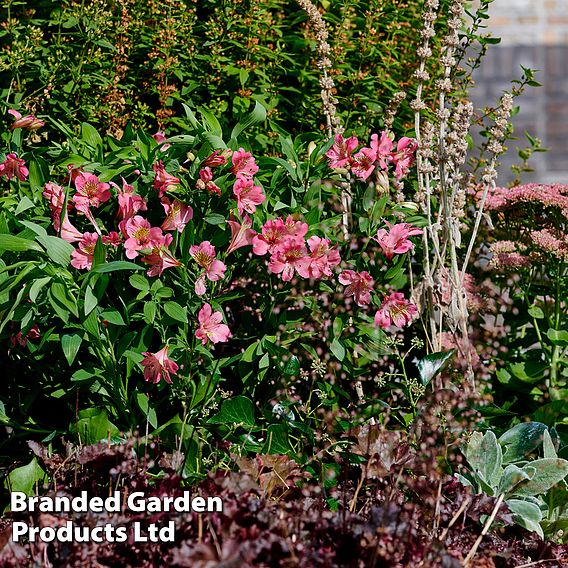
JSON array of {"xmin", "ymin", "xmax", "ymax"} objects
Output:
[{"xmin": 1, "ymin": 0, "xmax": 568, "ymax": 566}]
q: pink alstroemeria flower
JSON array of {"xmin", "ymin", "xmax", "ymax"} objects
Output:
[
  {"xmin": 115, "ymin": 178, "xmax": 147, "ymax": 232},
  {"xmin": 338, "ymin": 270, "xmax": 374, "ymax": 307},
  {"xmin": 351, "ymin": 147, "xmax": 377, "ymax": 181},
  {"xmin": 60, "ymin": 216, "xmax": 83, "ymax": 243},
  {"xmin": 252, "ymin": 216, "xmax": 308, "ymax": 256},
  {"xmin": 73, "ymin": 172, "xmax": 111, "ymax": 214},
  {"xmin": 8, "ymin": 109, "xmax": 45, "ymax": 131},
  {"xmin": 231, "ymin": 148, "xmax": 259, "ymax": 178},
  {"xmin": 141, "ymin": 246, "xmax": 182, "ymax": 277},
  {"xmin": 43, "ymin": 181, "xmax": 73, "ymax": 231},
  {"xmin": 233, "ymin": 176, "xmax": 265, "ymax": 215},
  {"xmin": 153, "ymin": 160, "xmax": 181, "ymax": 197},
  {"xmin": 196, "ymin": 167, "xmax": 221, "ymax": 195},
  {"xmin": 0, "ymin": 153, "xmax": 28, "ymax": 181},
  {"xmin": 70, "ymin": 232, "xmax": 101, "ymax": 270},
  {"xmin": 203, "ymin": 149, "xmax": 230, "ymax": 167},
  {"xmin": 325, "ymin": 134, "xmax": 359, "ymax": 169},
  {"xmin": 391, "ymin": 137, "xmax": 417, "ymax": 179},
  {"xmin": 190, "ymin": 241, "xmax": 226, "ymax": 295},
  {"xmin": 226, "ymin": 215, "xmax": 256, "ymax": 255},
  {"xmin": 10, "ymin": 323, "xmax": 41, "ymax": 348},
  {"xmin": 161, "ymin": 197, "xmax": 193, "ymax": 233},
  {"xmin": 102, "ymin": 231, "xmax": 122, "ymax": 247},
  {"xmin": 370, "ymin": 132, "xmax": 394, "ymax": 170},
  {"xmin": 268, "ymin": 237, "xmax": 308, "ymax": 281},
  {"xmin": 141, "ymin": 345, "xmax": 179, "ymax": 384},
  {"xmin": 124, "ymin": 216, "xmax": 170, "ymax": 259},
  {"xmin": 195, "ymin": 303, "xmax": 232, "ymax": 345},
  {"xmin": 296, "ymin": 236, "xmax": 341, "ymax": 279},
  {"xmin": 373, "ymin": 221, "xmax": 423, "ymax": 260},
  {"xmin": 152, "ymin": 131, "xmax": 171, "ymax": 151},
  {"xmin": 374, "ymin": 292, "xmax": 418, "ymax": 329}
]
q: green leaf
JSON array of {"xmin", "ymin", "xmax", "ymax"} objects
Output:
[
  {"xmin": 499, "ymin": 464, "xmax": 533, "ymax": 495},
  {"xmin": 330, "ymin": 338, "xmax": 345, "ymax": 362},
  {"xmin": 90, "ymin": 261, "xmax": 143, "ymax": 273},
  {"xmin": 506, "ymin": 499, "xmax": 543, "ymax": 538},
  {"xmin": 515, "ymin": 459, "xmax": 568, "ymax": 496},
  {"xmin": 84, "ymin": 286, "xmax": 98, "ymax": 316},
  {"xmin": 230, "ymin": 101, "xmax": 267, "ymax": 140},
  {"xmin": 262, "ymin": 424, "xmax": 294, "ymax": 455},
  {"xmin": 75, "ymin": 408, "xmax": 119, "ymax": 445},
  {"xmin": 547, "ymin": 329, "xmax": 568, "ymax": 347},
  {"xmin": 499, "ymin": 422, "xmax": 548, "ymax": 462},
  {"xmin": 417, "ymin": 349, "xmax": 455, "ymax": 386},
  {"xmin": 143, "ymin": 301, "xmax": 156, "ymax": 324},
  {"xmin": 509, "ymin": 361, "xmax": 547, "ymax": 383},
  {"xmin": 5, "ymin": 457, "xmax": 46, "ymax": 497},
  {"xmin": 15, "ymin": 196, "xmax": 34, "ymax": 216},
  {"xmin": 81, "ymin": 122, "xmax": 103, "ymax": 149},
  {"xmin": 101, "ymin": 309, "xmax": 125, "ymax": 326},
  {"xmin": 129, "ymin": 274, "xmax": 149, "ymax": 291},
  {"xmin": 61, "ymin": 333, "xmax": 82, "ymax": 365},
  {"xmin": 164, "ymin": 301, "xmax": 188, "ymax": 323},
  {"xmin": 528, "ymin": 305, "xmax": 545, "ymax": 319},
  {"xmin": 543, "ymin": 429, "xmax": 558, "ymax": 460},
  {"xmin": 50, "ymin": 281, "xmax": 79, "ymax": 318},
  {"xmin": 0, "ymin": 235, "xmax": 43, "ymax": 253},
  {"xmin": 29, "ymin": 276, "xmax": 51, "ymax": 303},
  {"xmin": 204, "ymin": 213, "xmax": 226, "ymax": 225},
  {"xmin": 91, "ymin": 236, "xmax": 106, "ymax": 270},
  {"xmin": 283, "ymin": 355, "xmax": 300, "ymax": 376},
  {"xmin": 208, "ymin": 396, "xmax": 255, "ymax": 429},
  {"xmin": 136, "ymin": 393, "xmax": 158, "ymax": 429},
  {"xmin": 36, "ymin": 235, "xmax": 74, "ymax": 266},
  {"xmin": 0, "ymin": 400, "xmax": 8, "ymax": 424}
]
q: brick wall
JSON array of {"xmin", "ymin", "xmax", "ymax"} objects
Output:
[{"xmin": 471, "ymin": 1, "xmax": 568, "ymax": 183}]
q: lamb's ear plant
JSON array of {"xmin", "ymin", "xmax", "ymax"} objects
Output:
[{"xmin": 458, "ymin": 423, "xmax": 568, "ymax": 540}]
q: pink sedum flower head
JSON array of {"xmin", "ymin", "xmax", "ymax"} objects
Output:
[
  {"xmin": 153, "ymin": 160, "xmax": 181, "ymax": 197},
  {"xmin": 268, "ymin": 237, "xmax": 308, "ymax": 281},
  {"xmin": 351, "ymin": 147, "xmax": 377, "ymax": 181},
  {"xmin": 124, "ymin": 216, "xmax": 169, "ymax": 259},
  {"xmin": 190, "ymin": 241, "xmax": 227, "ymax": 295},
  {"xmin": 391, "ymin": 137, "xmax": 417, "ymax": 179},
  {"xmin": 325, "ymin": 134, "xmax": 359, "ymax": 168},
  {"xmin": 195, "ymin": 303, "xmax": 232, "ymax": 345},
  {"xmin": 233, "ymin": 176, "xmax": 265, "ymax": 215},
  {"xmin": 161, "ymin": 197, "xmax": 193, "ymax": 233},
  {"xmin": 297, "ymin": 236, "xmax": 341, "ymax": 279},
  {"xmin": 231, "ymin": 148, "xmax": 259, "ymax": 178},
  {"xmin": 8, "ymin": 109, "xmax": 45, "ymax": 131},
  {"xmin": 374, "ymin": 292, "xmax": 418, "ymax": 329},
  {"xmin": 73, "ymin": 172, "xmax": 111, "ymax": 214},
  {"xmin": 141, "ymin": 345, "xmax": 178, "ymax": 385},
  {"xmin": 338, "ymin": 270, "xmax": 374, "ymax": 307},
  {"xmin": 0, "ymin": 153, "xmax": 28, "ymax": 181},
  {"xmin": 373, "ymin": 221, "xmax": 423, "ymax": 260},
  {"xmin": 70, "ymin": 232, "xmax": 101, "ymax": 270},
  {"xmin": 226, "ymin": 215, "xmax": 256, "ymax": 255}
]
